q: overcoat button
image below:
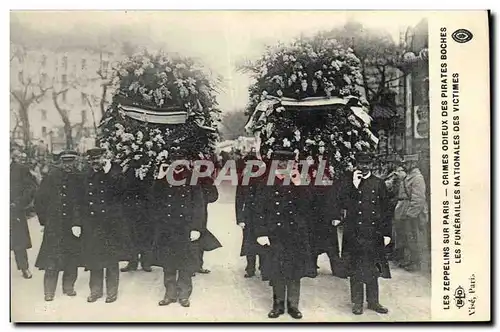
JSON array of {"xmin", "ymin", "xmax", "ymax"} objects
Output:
[
  {"xmin": 182, "ymin": 195, "xmax": 185, "ymax": 197},
  {"xmin": 168, "ymin": 195, "xmax": 172, "ymax": 198},
  {"xmin": 62, "ymin": 185, "xmax": 66, "ymax": 189},
  {"xmin": 63, "ymin": 213, "xmax": 66, "ymax": 216},
  {"xmin": 167, "ymin": 214, "xmax": 171, "ymax": 217},
  {"xmin": 100, "ymin": 190, "xmax": 104, "ymax": 193},
  {"xmin": 101, "ymin": 210, "xmax": 105, "ymax": 213},
  {"xmin": 358, "ymin": 222, "xmax": 362, "ymax": 225},
  {"xmin": 358, "ymin": 191, "xmax": 362, "ymax": 194},
  {"xmin": 358, "ymin": 211, "xmax": 362, "ymax": 215},
  {"xmin": 372, "ymin": 190, "xmax": 375, "ymax": 193},
  {"xmin": 288, "ymin": 201, "xmax": 292, "ymax": 204},
  {"xmin": 290, "ymin": 221, "xmax": 294, "ymax": 225},
  {"xmin": 100, "ymin": 181, "xmax": 104, "ymax": 184},
  {"xmin": 63, "ymin": 203, "xmax": 66, "ymax": 206},
  {"xmin": 89, "ymin": 193, "xmax": 93, "ymax": 196},
  {"xmin": 371, "ymin": 222, "xmax": 375, "ymax": 225},
  {"xmin": 168, "ymin": 204, "xmax": 171, "ymax": 207},
  {"xmin": 180, "ymin": 214, "xmax": 183, "ymax": 217},
  {"xmin": 276, "ymin": 212, "xmax": 280, "ymax": 215},
  {"xmin": 101, "ymin": 200, "xmax": 104, "ymax": 203},
  {"xmin": 91, "ymin": 212, "xmax": 94, "ymax": 215},
  {"xmin": 289, "ymin": 211, "xmax": 293, "ymax": 214},
  {"xmin": 275, "ymin": 202, "xmax": 279, "ymax": 205},
  {"xmin": 89, "ymin": 202, "xmax": 93, "ymax": 205},
  {"xmin": 275, "ymin": 191, "xmax": 279, "ymax": 195},
  {"xmin": 89, "ymin": 183, "xmax": 93, "ymax": 186},
  {"xmin": 277, "ymin": 223, "xmax": 281, "ymax": 226},
  {"xmin": 358, "ymin": 201, "xmax": 362, "ymax": 204},
  {"xmin": 372, "ymin": 211, "xmax": 375, "ymax": 214},
  {"xmin": 181, "ymin": 205, "xmax": 184, "ymax": 207}
]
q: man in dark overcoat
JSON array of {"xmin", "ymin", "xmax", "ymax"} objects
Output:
[
  {"xmin": 308, "ymin": 166, "xmax": 346, "ymax": 278},
  {"xmin": 120, "ymin": 167, "xmax": 154, "ymax": 273},
  {"xmin": 195, "ymin": 165, "xmax": 221, "ymax": 275},
  {"xmin": 150, "ymin": 160, "xmax": 204, "ymax": 308},
  {"xmin": 34, "ymin": 150, "xmax": 83, "ymax": 301},
  {"xmin": 80, "ymin": 148, "xmax": 129, "ymax": 303},
  {"xmin": 10, "ymin": 147, "xmax": 37, "ymax": 279},
  {"xmin": 235, "ymin": 154, "xmax": 266, "ymax": 278},
  {"xmin": 333, "ymin": 152, "xmax": 392, "ymax": 315},
  {"xmin": 253, "ymin": 151, "xmax": 316, "ymax": 319}
]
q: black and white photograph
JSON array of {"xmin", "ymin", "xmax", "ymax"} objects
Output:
[{"xmin": 8, "ymin": 10, "xmax": 490, "ymax": 322}]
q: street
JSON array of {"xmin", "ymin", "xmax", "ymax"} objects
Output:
[{"xmin": 11, "ymin": 185, "xmax": 431, "ymax": 323}]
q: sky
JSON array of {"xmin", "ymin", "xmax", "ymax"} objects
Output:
[{"xmin": 11, "ymin": 11, "xmax": 427, "ymax": 112}]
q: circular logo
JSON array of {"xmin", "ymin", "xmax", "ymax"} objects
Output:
[{"xmin": 452, "ymin": 29, "xmax": 473, "ymax": 43}]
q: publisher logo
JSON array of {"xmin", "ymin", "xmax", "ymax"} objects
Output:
[
  {"xmin": 452, "ymin": 29, "xmax": 473, "ymax": 44},
  {"xmin": 454, "ymin": 286, "xmax": 466, "ymax": 308}
]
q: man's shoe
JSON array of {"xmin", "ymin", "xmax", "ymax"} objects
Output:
[
  {"xmin": 87, "ymin": 294, "xmax": 103, "ymax": 303},
  {"xmin": 367, "ymin": 303, "xmax": 389, "ymax": 314},
  {"xmin": 198, "ymin": 268, "xmax": 210, "ymax": 274},
  {"xmin": 142, "ymin": 266, "xmax": 153, "ymax": 272},
  {"xmin": 179, "ymin": 299, "xmax": 190, "ymax": 307},
  {"xmin": 267, "ymin": 301, "xmax": 285, "ymax": 318},
  {"xmin": 352, "ymin": 303, "xmax": 363, "ymax": 315},
  {"xmin": 105, "ymin": 295, "xmax": 118, "ymax": 303},
  {"xmin": 159, "ymin": 298, "xmax": 177, "ymax": 306},
  {"xmin": 44, "ymin": 294, "xmax": 54, "ymax": 302},
  {"xmin": 63, "ymin": 290, "xmax": 77, "ymax": 297},
  {"xmin": 120, "ymin": 263, "xmax": 138, "ymax": 272},
  {"xmin": 288, "ymin": 307, "xmax": 303, "ymax": 319},
  {"xmin": 244, "ymin": 272, "xmax": 255, "ymax": 278},
  {"xmin": 21, "ymin": 269, "xmax": 32, "ymax": 279}
]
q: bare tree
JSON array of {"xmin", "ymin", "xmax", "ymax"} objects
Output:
[
  {"xmin": 10, "ymin": 77, "xmax": 50, "ymax": 148},
  {"xmin": 220, "ymin": 110, "xmax": 249, "ymax": 140}
]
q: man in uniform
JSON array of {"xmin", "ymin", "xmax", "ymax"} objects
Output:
[
  {"xmin": 254, "ymin": 150, "xmax": 315, "ymax": 319},
  {"xmin": 34, "ymin": 150, "xmax": 82, "ymax": 301},
  {"xmin": 80, "ymin": 148, "xmax": 127, "ymax": 303},
  {"xmin": 150, "ymin": 154, "xmax": 204, "ymax": 308},
  {"xmin": 332, "ymin": 152, "xmax": 391, "ymax": 315},
  {"xmin": 235, "ymin": 152, "xmax": 266, "ymax": 278},
  {"xmin": 120, "ymin": 167, "xmax": 153, "ymax": 273},
  {"xmin": 10, "ymin": 145, "xmax": 37, "ymax": 279}
]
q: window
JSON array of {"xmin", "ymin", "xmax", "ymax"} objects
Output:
[
  {"xmin": 41, "ymin": 73, "xmax": 48, "ymax": 85},
  {"xmin": 81, "ymin": 92, "xmax": 87, "ymax": 105},
  {"xmin": 62, "ymin": 56, "xmax": 68, "ymax": 70},
  {"xmin": 62, "ymin": 91, "xmax": 67, "ymax": 103},
  {"xmin": 81, "ymin": 58, "xmax": 87, "ymax": 70},
  {"xmin": 41, "ymin": 109, "xmax": 47, "ymax": 121},
  {"xmin": 81, "ymin": 110, "xmax": 87, "ymax": 123},
  {"xmin": 41, "ymin": 126, "xmax": 47, "ymax": 136},
  {"xmin": 101, "ymin": 60, "xmax": 109, "ymax": 72},
  {"xmin": 41, "ymin": 55, "xmax": 47, "ymax": 67},
  {"xmin": 61, "ymin": 74, "xmax": 67, "ymax": 85}
]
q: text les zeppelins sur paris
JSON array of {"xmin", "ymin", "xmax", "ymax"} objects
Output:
[{"xmin": 439, "ymin": 26, "xmax": 462, "ymax": 311}]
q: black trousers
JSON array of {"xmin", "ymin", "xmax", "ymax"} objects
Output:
[
  {"xmin": 89, "ymin": 263, "xmax": 119, "ymax": 297},
  {"xmin": 245, "ymin": 254, "xmax": 265, "ymax": 274},
  {"xmin": 163, "ymin": 267, "xmax": 193, "ymax": 300},
  {"xmin": 272, "ymin": 279, "xmax": 301, "ymax": 308},
  {"xmin": 13, "ymin": 249, "xmax": 29, "ymax": 270},
  {"xmin": 44, "ymin": 266, "xmax": 78, "ymax": 296},
  {"xmin": 350, "ymin": 277, "xmax": 379, "ymax": 305}
]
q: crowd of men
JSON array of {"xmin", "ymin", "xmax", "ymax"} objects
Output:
[
  {"xmin": 10, "ymin": 146, "xmax": 221, "ymax": 307},
  {"xmin": 235, "ymin": 150, "xmax": 429, "ymax": 318},
  {"xmin": 10, "ymin": 144, "xmax": 429, "ymax": 318}
]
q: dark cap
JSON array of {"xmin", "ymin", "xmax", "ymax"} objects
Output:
[
  {"xmin": 356, "ymin": 152, "xmax": 374, "ymax": 164},
  {"xmin": 86, "ymin": 148, "xmax": 106, "ymax": 159},
  {"xmin": 271, "ymin": 150, "xmax": 296, "ymax": 161},
  {"xmin": 169, "ymin": 149, "xmax": 185, "ymax": 161},
  {"xmin": 60, "ymin": 150, "xmax": 78, "ymax": 161}
]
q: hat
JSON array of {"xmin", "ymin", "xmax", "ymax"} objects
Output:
[
  {"xmin": 402, "ymin": 154, "xmax": 419, "ymax": 162},
  {"xmin": 169, "ymin": 149, "xmax": 186, "ymax": 161},
  {"xmin": 356, "ymin": 152, "xmax": 374, "ymax": 164},
  {"xmin": 270, "ymin": 150, "xmax": 296, "ymax": 161},
  {"xmin": 86, "ymin": 148, "xmax": 106, "ymax": 159},
  {"xmin": 60, "ymin": 150, "xmax": 78, "ymax": 161}
]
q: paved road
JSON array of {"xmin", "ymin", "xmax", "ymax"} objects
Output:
[{"xmin": 11, "ymin": 185, "xmax": 431, "ymax": 322}]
